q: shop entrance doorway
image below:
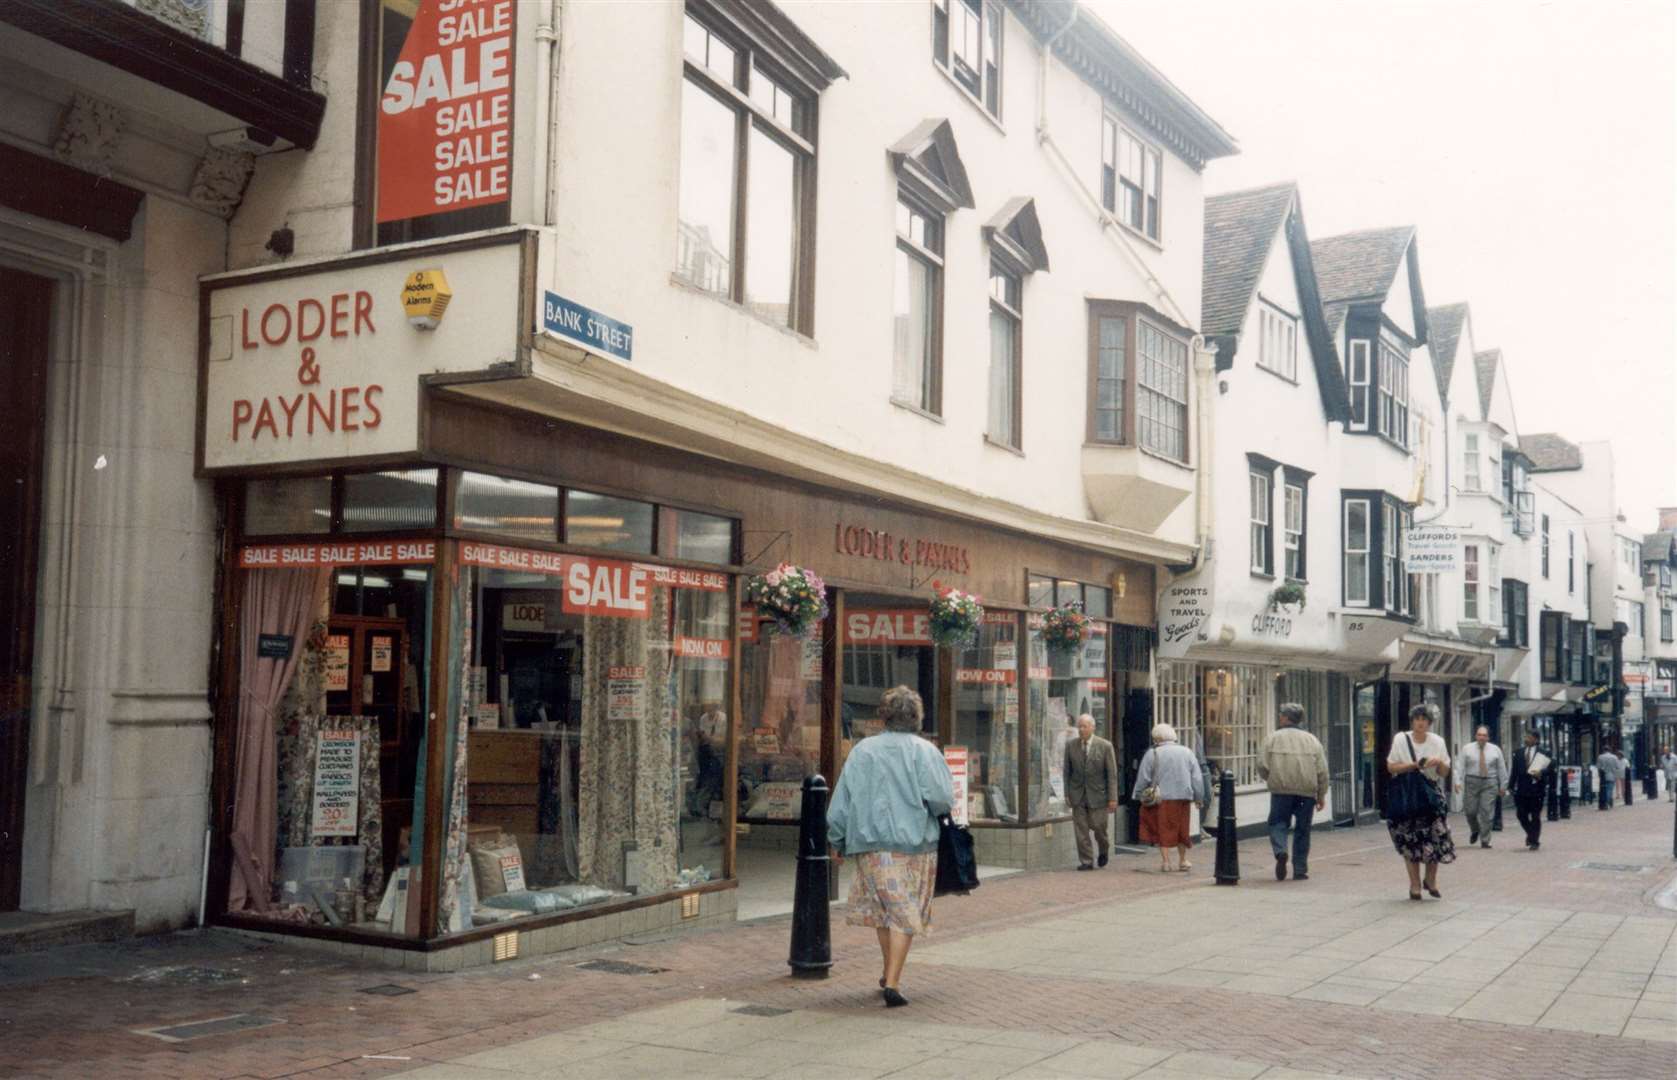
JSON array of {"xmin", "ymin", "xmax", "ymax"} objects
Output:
[
  {"xmin": 324, "ymin": 617, "xmax": 413, "ymax": 882},
  {"xmin": 0, "ymin": 269, "xmax": 53, "ymax": 911}
]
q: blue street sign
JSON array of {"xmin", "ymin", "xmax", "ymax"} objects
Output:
[{"xmin": 542, "ymin": 290, "xmax": 633, "ymax": 363}]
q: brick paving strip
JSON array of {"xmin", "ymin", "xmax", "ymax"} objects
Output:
[{"xmin": 0, "ymin": 802, "xmax": 1671, "ymax": 1079}]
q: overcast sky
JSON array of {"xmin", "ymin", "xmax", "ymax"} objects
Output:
[{"xmin": 1089, "ymin": 0, "xmax": 1677, "ymax": 531}]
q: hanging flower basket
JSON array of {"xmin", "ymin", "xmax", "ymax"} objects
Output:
[
  {"xmin": 1041, "ymin": 602, "xmax": 1092, "ymax": 653},
  {"xmin": 1268, "ymin": 581, "xmax": 1307, "ymax": 613},
  {"xmin": 745, "ymin": 563, "xmax": 829, "ymax": 637},
  {"xmin": 928, "ymin": 582, "xmax": 985, "ymax": 648}
]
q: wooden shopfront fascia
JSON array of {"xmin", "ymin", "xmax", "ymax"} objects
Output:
[{"xmin": 207, "ymin": 392, "xmax": 1161, "ymax": 947}]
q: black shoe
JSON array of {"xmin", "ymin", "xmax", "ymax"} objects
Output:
[
  {"xmin": 1531, "ymin": 842, "xmax": 1540, "ymax": 851},
  {"xmin": 1481, "ymin": 841, "xmax": 1491, "ymax": 849},
  {"xmin": 1275, "ymin": 854, "xmax": 1288, "ymax": 881},
  {"xmin": 882, "ymin": 988, "xmax": 909, "ymax": 1008},
  {"xmin": 1425, "ymin": 885, "xmax": 1441, "ymax": 899},
  {"xmin": 1470, "ymin": 831, "xmax": 1479, "ymax": 845},
  {"xmin": 1098, "ymin": 851, "xmax": 1109, "ymax": 868},
  {"xmin": 1293, "ymin": 873, "xmax": 1309, "ymax": 881},
  {"xmin": 1076, "ymin": 864, "xmax": 1094, "ymax": 871}
]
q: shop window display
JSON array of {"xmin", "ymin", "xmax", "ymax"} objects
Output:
[
  {"xmin": 445, "ymin": 544, "xmax": 727, "ymax": 931},
  {"xmin": 453, "ymin": 471, "xmax": 559, "ymax": 542},
  {"xmin": 1026, "ymin": 616, "xmax": 1110, "ymax": 819},
  {"xmin": 227, "ymin": 559, "xmax": 432, "ymax": 937},
  {"xmin": 738, "ymin": 615, "xmax": 824, "ymax": 822},
  {"xmin": 952, "ymin": 611, "xmax": 1021, "ymax": 822},
  {"xmin": 565, "ymin": 490, "xmax": 655, "ymax": 552},
  {"xmin": 841, "ymin": 599, "xmax": 940, "ymax": 767}
]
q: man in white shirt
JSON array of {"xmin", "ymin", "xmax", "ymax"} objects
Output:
[
  {"xmin": 1457, "ymin": 726, "xmax": 1506, "ymax": 848},
  {"xmin": 1595, "ymin": 746, "xmax": 1619, "ymax": 808}
]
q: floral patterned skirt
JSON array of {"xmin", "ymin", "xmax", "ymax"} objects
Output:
[
  {"xmin": 846, "ymin": 850, "xmax": 936, "ymax": 936},
  {"xmin": 1387, "ymin": 813, "xmax": 1457, "ymax": 865}
]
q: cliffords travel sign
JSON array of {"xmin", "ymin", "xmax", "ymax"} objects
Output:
[{"xmin": 198, "ymin": 231, "xmax": 529, "ymax": 472}]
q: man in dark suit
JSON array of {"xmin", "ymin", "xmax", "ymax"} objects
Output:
[
  {"xmin": 1065, "ymin": 714, "xmax": 1119, "ymax": 870},
  {"xmin": 1510, "ymin": 731, "xmax": 1553, "ymax": 850}
]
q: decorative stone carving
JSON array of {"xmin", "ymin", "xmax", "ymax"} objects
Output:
[
  {"xmin": 53, "ymin": 93, "xmax": 125, "ymax": 174},
  {"xmin": 189, "ymin": 147, "xmax": 256, "ymax": 219},
  {"xmin": 136, "ymin": 0, "xmax": 209, "ymax": 38}
]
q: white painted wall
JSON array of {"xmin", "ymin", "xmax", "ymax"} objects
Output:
[{"xmin": 539, "ymin": 0, "xmax": 1208, "ymax": 542}]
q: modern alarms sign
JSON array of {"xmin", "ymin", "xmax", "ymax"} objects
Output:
[{"xmin": 198, "ymin": 231, "xmax": 530, "ymax": 472}]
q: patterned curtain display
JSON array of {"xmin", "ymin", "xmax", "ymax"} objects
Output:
[
  {"xmin": 438, "ymin": 563, "xmax": 473, "ymax": 930},
  {"xmin": 576, "ymin": 588, "xmax": 679, "ymax": 892}
]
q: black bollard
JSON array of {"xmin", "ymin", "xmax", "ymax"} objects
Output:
[
  {"xmin": 1546, "ymin": 767, "xmax": 1558, "ymax": 822},
  {"xmin": 1625, "ymin": 772, "xmax": 1634, "ymax": 806},
  {"xmin": 1645, "ymin": 768, "xmax": 1657, "ymax": 801},
  {"xmin": 1213, "ymin": 768, "xmax": 1239, "ymax": 886},
  {"xmin": 789, "ymin": 774, "xmax": 833, "ymax": 979},
  {"xmin": 1560, "ymin": 769, "xmax": 1571, "ymax": 819}
]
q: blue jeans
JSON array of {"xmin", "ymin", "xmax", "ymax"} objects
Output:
[{"xmin": 1267, "ymin": 794, "xmax": 1316, "ymax": 875}]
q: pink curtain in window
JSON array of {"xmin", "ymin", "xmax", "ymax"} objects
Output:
[{"xmin": 228, "ymin": 567, "xmax": 329, "ymax": 912}]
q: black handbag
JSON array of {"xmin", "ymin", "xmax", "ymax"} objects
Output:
[
  {"xmin": 934, "ymin": 816, "xmax": 980, "ymax": 896},
  {"xmin": 1385, "ymin": 734, "xmax": 1447, "ymax": 822}
]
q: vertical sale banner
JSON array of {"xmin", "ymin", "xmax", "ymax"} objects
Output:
[{"xmin": 378, "ymin": 0, "xmax": 517, "ymax": 224}]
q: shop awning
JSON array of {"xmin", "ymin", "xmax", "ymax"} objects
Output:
[
  {"xmin": 1501, "ymin": 698, "xmax": 1568, "ymax": 717},
  {"xmin": 1393, "ymin": 636, "xmax": 1494, "ymax": 683}
]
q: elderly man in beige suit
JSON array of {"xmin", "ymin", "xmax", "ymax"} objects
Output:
[{"xmin": 1065, "ymin": 714, "xmax": 1119, "ymax": 870}]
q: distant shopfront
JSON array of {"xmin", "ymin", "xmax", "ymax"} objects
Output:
[{"xmin": 198, "ymin": 233, "xmax": 1161, "ymax": 965}]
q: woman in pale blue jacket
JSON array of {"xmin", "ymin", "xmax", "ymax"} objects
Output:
[{"xmin": 828, "ymin": 686, "xmax": 954, "ymax": 1007}]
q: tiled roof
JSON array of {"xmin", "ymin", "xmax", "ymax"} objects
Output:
[
  {"xmin": 1322, "ymin": 301, "xmax": 1351, "ymax": 339},
  {"xmin": 1202, "ymin": 182, "xmax": 1297, "ymax": 337},
  {"xmin": 1521, "ymin": 433, "xmax": 1583, "ymax": 472},
  {"xmin": 1310, "ymin": 226, "xmax": 1416, "ymax": 303},
  {"xmin": 1473, "ymin": 349, "xmax": 1501, "ymax": 419},
  {"xmin": 1644, "ymin": 530, "xmax": 1677, "ymax": 564},
  {"xmin": 1426, "ymin": 303, "xmax": 1470, "ymax": 403}
]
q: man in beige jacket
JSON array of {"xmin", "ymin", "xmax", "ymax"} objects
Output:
[{"xmin": 1257, "ymin": 703, "xmax": 1330, "ymax": 881}]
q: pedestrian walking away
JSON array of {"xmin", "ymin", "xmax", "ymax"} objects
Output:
[
  {"xmin": 1258, "ymin": 702, "xmax": 1329, "ymax": 881},
  {"xmin": 1457, "ymin": 725, "xmax": 1507, "ymax": 848},
  {"xmin": 1510, "ymin": 731, "xmax": 1553, "ymax": 850},
  {"xmin": 1064, "ymin": 713, "xmax": 1119, "ymax": 870},
  {"xmin": 1386, "ymin": 704, "xmax": 1455, "ymax": 900},
  {"xmin": 826, "ymin": 686, "xmax": 955, "ymax": 1008},
  {"xmin": 1660, "ymin": 745, "xmax": 1677, "ymax": 801},
  {"xmin": 1596, "ymin": 745, "xmax": 1620, "ymax": 808},
  {"xmin": 1132, "ymin": 723, "xmax": 1208, "ymax": 874}
]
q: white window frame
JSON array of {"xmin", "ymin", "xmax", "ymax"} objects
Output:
[
  {"xmin": 1488, "ymin": 544, "xmax": 1501, "ymax": 622},
  {"xmin": 1257, "ymin": 301, "xmax": 1298, "ymax": 381},
  {"xmin": 1464, "ymin": 543, "xmax": 1480, "ymax": 621},
  {"xmin": 1134, "ymin": 316, "xmax": 1189, "ymax": 461},
  {"xmin": 1344, "ymin": 498, "xmax": 1371, "ymax": 606},
  {"xmin": 1541, "ymin": 514, "xmax": 1550, "ymax": 578},
  {"xmin": 1662, "ymin": 606, "xmax": 1673, "ymax": 643},
  {"xmin": 1101, "ymin": 113, "xmax": 1163, "ymax": 242},
  {"xmin": 1375, "ymin": 337, "xmax": 1409, "ymax": 448},
  {"xmin": 1250, "ymin": 470, "xmax": 1272, "ymax": 575},
  {"xmin": 1347, "ymin": 340, "xmax": 1370, "ymax": 431},
  {"xmin": 1463, "ymin": 432, "xmax": 1482, "ymax": 493},
  {"xmin": 1283, "ymin": 482, "xmax": 1305, "ymax": 581},
  {"xmin": 1568, "ymin": 531, "xmax": 1576, "ymax": 594},
  {"xmin": 931, "ymin": 0, "xmax": 1004, "ymax": 120}
]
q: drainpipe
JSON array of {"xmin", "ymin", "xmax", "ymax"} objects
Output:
[
  {"xmin": 1035, "ymin": 3, "xmax": 1193, "ymax": 330},
  {"xmin": 1036, "ymin": 0, "xmax": 1209, "ymax": 574},
  {"xmin": 532, "ymin": 0, "xmax": 560, "ymax": 226}
]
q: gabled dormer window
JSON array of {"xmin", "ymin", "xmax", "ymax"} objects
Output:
[
  {"xmin": 1256, "ymin": 301, "xmax": 1298, "ymax": 381},
  {"xmin": 1347, "ymin": 341, "xmax": 1370, "ymax": 430}
]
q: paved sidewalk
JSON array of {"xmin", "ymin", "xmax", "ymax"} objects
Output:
[
  {"xmin": 0, "ymin": 798, "xmax": 1672, "ymax": 1079},
  {"xmin": 404, "ymin": 997, "xmax": 1368, "ymax": 1080}
]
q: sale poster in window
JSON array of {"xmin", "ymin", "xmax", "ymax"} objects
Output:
[
  {"xmin": 324, "ymin": 634, "xmax": 351, "ymax": 692},
  {"xmin": 310, "ymin": 730, "xmax": 361, "ymax": 839},
  {"xmin": 377, "ymin": 0, "xmax": 517, "ymax": 224}
]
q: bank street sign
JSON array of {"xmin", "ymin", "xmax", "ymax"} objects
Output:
[{"xmin": 1404, "ymin": 525, "xmax": 1460, "ymax": 573}]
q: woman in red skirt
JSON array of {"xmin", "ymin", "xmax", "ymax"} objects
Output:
[{"xmin": 1132, "ymin": 724, "xmax": 1208, "ymax": 872}]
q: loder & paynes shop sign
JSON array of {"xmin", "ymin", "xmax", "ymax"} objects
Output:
[{"xmin": 199, "ymin": 232, "xmax": 529, "ymax": 472}]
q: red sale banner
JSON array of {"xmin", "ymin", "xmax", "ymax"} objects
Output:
[{"xmin": 377, "ymin": 0, "xmax": 516, "ymax": 224}]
